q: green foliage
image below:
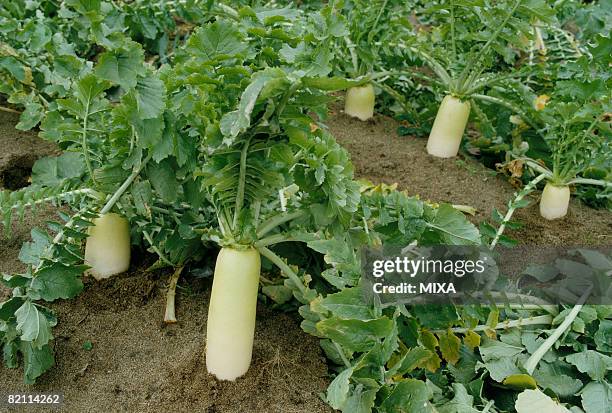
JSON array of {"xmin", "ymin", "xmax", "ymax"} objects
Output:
[
  {"xmin": 390, "ymin": 0, "xmax": 554, "ymax": 96},
  {"xmin": 502, "ymin": 34, "xmax": 612, "ymax": 207},
  {"xmin": 276, "ymin": 174, "xmax": 610, "ymax": 412},
  {"xmin": 0, "ymin": 4, "xmax": 364, "ymax": 384},
  {"xmin": 533, "ymin": 36, "xmax": 610, "ymax": 183},
  {"xmin": 1, "ymin": 208, "xmax": 93, "ymax": 383},
  {"xmin": 298, "ymin": 245, "xmax": 612, "ymax": 412},
  {"xmin": 0, "ymin": 3, "xmax": 609, "ymax": 413}
]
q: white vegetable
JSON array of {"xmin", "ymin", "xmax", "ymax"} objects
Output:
[
  {"xmin": 84, "ymin": 213, "xmax": 131, "ymax": 280},
  {"xmin": 539, "ymin": 183, "xmax": 570, "ymax": 220},
  {"xmin": 426, "ymin": 95, "xmax": 471, "ymax": 158},
  {"xmin": 515, "ymin": 389, "xmax": 570, "ymax": 413},
  {"xmin": 206, "ymin": 247, "xmax": 261, "ymax": 381},
  {"xmin": 344, "ymin": 84, "xmax": 375, "ymax": 121}
]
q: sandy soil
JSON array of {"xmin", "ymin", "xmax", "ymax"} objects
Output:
[
  {"xmin": 0, "ymin": 111, "xmax": 58, "ymax": 189},
  {"xmin": 326, "ymin": 106, "xmax": 611, "ymax": 246}
]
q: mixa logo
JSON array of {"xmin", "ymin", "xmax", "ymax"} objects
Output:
[{"xmin": 420, "ymin": 282, "xmax": 456, "ymax": 294}]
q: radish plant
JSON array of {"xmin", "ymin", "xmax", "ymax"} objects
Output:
[
  {"xmin": 334, "ymin": 0, "xmax": 396, "ymax": 120},
  {"xmin": 390, "ymin": 0, "xmax": 554, "ymax": 157},
  {"xmin": 0, "ymin": 0, "xmax": 221, "ymax": 128},
  {"xmin": 168, "ymin": 15, "xmax": 366, "ymax": 379},
  {"xmin": 294, "ymin": 186, "xmax": 487, "ymax": 411},
  {"xmin": 0, "ymin": 3, "xmax": 362, "ymax": 384},
  {"xmin": 0, "ymin": 31, "xmax": 215, "ymax": 381},
  {"xmin": 331, "ymin": 0, "xmax": 429, "ymax": 121},
  {"xmin": 513, "ymin": 36, "xmax": 611, "ymax": 219}
]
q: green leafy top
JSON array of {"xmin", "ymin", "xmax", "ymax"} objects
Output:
[
  {"xmin": 395, "ymin": 0, "xmax": 555, "ymax": 97},
  {"xmin": 531, "ymin": 34, "xmax": 611, "ymax": 186}
]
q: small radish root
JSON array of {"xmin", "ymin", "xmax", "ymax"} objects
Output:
[
  {"xmin": 345, "ymin": 84, "xmax": 375, "ymax": 121},
  {"xmin": 257, "ymin": 346, "xmax": 299, "ymax": 389},
  {"xmin": 259, "ymin": 347, "xmax": 284, "ymax": 378},
  {"xmin": 539, "ymin": 182, "xmax": 570, "ymax": 220},
  {"xmin": 84, "ymin": 213, "xmax": 131, "ymax": 280},
  {"xmin": 164, "ymin": 266, "xmax": 184, "ymax": 324}
]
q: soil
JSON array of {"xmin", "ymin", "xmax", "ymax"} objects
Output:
[
  {"xmin": 0, "ymin": 111, "xmax": 58, "ymax": 190},
  {"xmin": 326, "ymin": 105, "xmax": 612, "ymax": 246}
]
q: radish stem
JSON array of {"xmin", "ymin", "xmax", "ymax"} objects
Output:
[
  {"xmin": 568, "ymin": 178, "xmax": 612, "ymax": 187},
  {"xmin": 433, "ymin": 315, "xmax": 553, "ymax": 335},
  {"xmin": 523, "ymin": 286, "xmax": 592, "ymax": 375},
  {"xmin": 334, "ymin": 341, "xmax": 352, "ymax": 369},
  {"xmin": 142, "ymin": 229, "xmax": 174, "ymax": 267},
  {"xmin": 33, "ymin": 206, "xmax": 89, "ymax": 274},
  {"xmin": 253, "ymin": 234, "xmax": 294, "ymax": 248},
  {"xmin": 100, "ymin": 152, "xmax": 152, "ymax": 215},
  {"xmin": 81, "ymin": 97, "xmax": 96, "ymax": 185},
  {"xmin": 164, "ymin": 266, "xmax": 184, "ymax": 324},
  {"xmin": 256, "ymin": 210, "xmax": 306, "ymax": 238},
  {"xmin": 258, "ymin": 246, "xmax": 307, "ymax": 295},
  {"xmin": 8, "ymin": 188, "xmax": 101, "ymax": 211},
  {"xmin": 490, "ymin": 173, "xmax": 547, "ymax": 249},
  {"xmin": 0, "ymin": 105, "xmax": 22, "ymax": 114}
]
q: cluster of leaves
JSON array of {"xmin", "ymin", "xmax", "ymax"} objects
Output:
[
  {"xmin": 556, "ymin": 0, "xmax": 612, "ymax": 42},
  {"xmin": 1, "ymin": 152, "xmax": 97, "ymax": 383},
  {"xmin": 0, "ymin": 8, "xmax": 215, "ymax": 382},
  {"xmin": 0, "ymin": 0, "xmax": 89, "ymax": 130},
  {"xmin": 357, "ymin": 0, "xmax": 554, "ymax": 121},
  {"xmin": 0, "ymin": 1, "xmax": 390, "ymax": 386},
  {"xmin": 293, "ymin": 193, "xmax": 612, "ymax": 412},
  {"xmin": 0, "ymin": 210, "xmax": 93, "ymax": 383},
  {"xmin": 504, "ymin": 34, "xmax": 612, "ymax": 208},
  {"xmin": 0, "ymin": 0, "xmax": 222, "ymax": 131}
]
